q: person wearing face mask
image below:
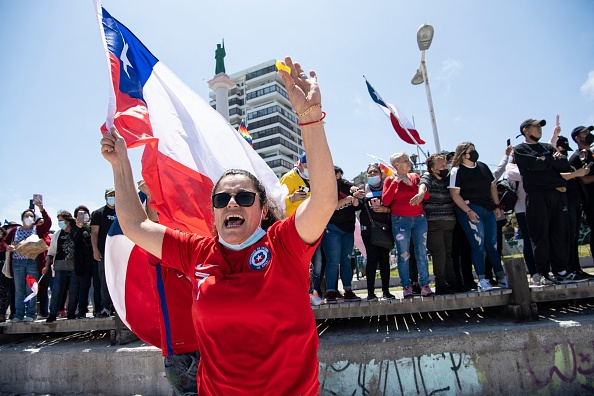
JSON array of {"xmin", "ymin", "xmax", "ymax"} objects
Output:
[
  {"xmin": 99, "ymin": 56, "xmax": 336, "ymax": 395},
  {"xmin": 414, "ymin": 154, "xmax": 457, "ymax": 295},
  {"xmin": 0, "ymin": 201, "xmax": 52, "ymax": 322},
  {"xmin": 91, "ymin": 188, "xmax": 117, "ymax": 317},
  {"xmin": 569, "ymin": 125, "xmax": 594, "ymax": 272},
  {"xmin": 448, "ymin": 142, "xmax": 509, "ymax": 292},
  {"xmin": 514, "ymin": 119, "xmax": 574, "ymax": 285},
  {"xmin": 43, "ymin": 210, "xmax": 80, "ymax": 322},
  {"xmin": 358, "ymin": 163, "xmax": 394, "ymax": 301}
]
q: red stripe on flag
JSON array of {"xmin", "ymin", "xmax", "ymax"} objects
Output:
[
  {"xmin": 141, "ymin": 145, "xmax": 215, "ymax": 235},
  {"xmin": 124, "ymin": 245, "xmax": 162, "ymax": 348},
  {"xmin": 389, "ymin": 114, "xmax": 425, "ymax": 145}
]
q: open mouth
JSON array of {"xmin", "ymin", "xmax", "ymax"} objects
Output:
[{"xmin": 224, "ymin": 214, "xmax": 245, "ymax": 228}]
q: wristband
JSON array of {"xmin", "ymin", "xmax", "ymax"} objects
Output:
[
  {"xmin": 298, "ymin": 112, "xmax": 326, "ymax": 126},
  {"xmin": 466, "ymin": 209, "xmax": 472, "ymax": 213},
  {"xmin": 496, "ymin": 204, "xmax": 505, "ymax": 210}
]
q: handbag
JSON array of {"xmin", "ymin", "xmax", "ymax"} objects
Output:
[
  {"xmin": 15, "ymin": 234, "xmax": 48, "ymax": 259},
  {"xmin": 364, "ymin": 204, "xmax": 394, "ymax": 250},
  {"xmin": 1, "ymin": 255, "xmax": 12, "ymax": 279}
]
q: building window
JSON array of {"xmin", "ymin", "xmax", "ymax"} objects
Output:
[
  {"xmin": 246, "ymin": 84, "xmax": 289, "ymax": 101},
  {"xmin": 266, "ymin": 159, "xmax": 294, "ymax": 170},
  {"xmin": 229, "ymin": 107, "xmax": 243, "ymax": 116},
  {"xmin": 247, "ymin": 104, "xmax": 298, "ymax": 124},
  {"xmin": 253, "ymin": 136, "xmax": 299, "ymax": 153},
  {"xmin": 248, "ymin": 116, "xmax": 296, "ymax": 133},
  {"xmin": 251, "ymin": 125, "xmax": 298, "ymax": 143},
  {"xmin": 245, "ymin": 65, "xmax": 277, "ymax": 81}
]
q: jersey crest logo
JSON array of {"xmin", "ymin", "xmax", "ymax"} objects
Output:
[{"xmin": 249, "ymin": 246, "xmax": 271, "ymax": 271}]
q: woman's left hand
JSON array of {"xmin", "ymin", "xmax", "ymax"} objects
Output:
[{"xmin": 277, "ymin": 57, "xmax": 321, "ymax": 121}]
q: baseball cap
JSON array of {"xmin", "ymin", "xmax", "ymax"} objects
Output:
[
  {"xmin": 556, "ymin": 136, "xmax": 573, "ymax": 152},
  {"xmin": 299, "ymin": 152, "xmax": 307, "ymax": 164},
  {"xmin": 519, "ymin": 119, "xmax": 546, "ymax": 134},
  {"xmin": 105, "ymin": 187, "xmax": 116, "ymax": 196},
  {"xmin": 570, "ymin": 125, "xmax": 594, "ymax": 140}
]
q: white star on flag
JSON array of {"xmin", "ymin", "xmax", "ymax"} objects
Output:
[{"xmin": 120, "ymin": 40, "xmax": 132, "ymax": 78}]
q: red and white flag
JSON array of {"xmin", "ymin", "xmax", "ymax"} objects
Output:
[
  {"xmin": 95, "ymin": 2, "xmax": 286, "ymax": 345},
  {"xmin": 24, "ymin": 275, "xmax": 39, "ymax": 303}
]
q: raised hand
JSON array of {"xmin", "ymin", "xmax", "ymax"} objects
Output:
[
  {"xmin": 277, "ymin": 57, "xmax": 321, "ymax": 121},
  {"xmin": 100, "ymin": 126, "xmax": 129, "ymax": 165}
]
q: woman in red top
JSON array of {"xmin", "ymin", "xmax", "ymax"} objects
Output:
[
  {"xmin": 382, "ymin": 152, "xmax": 433, "ymax": 298},
  {"xmin": 99, "ymin": 57, "xmax": 336, "ymax": 395}
]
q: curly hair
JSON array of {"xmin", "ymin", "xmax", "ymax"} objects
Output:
[
  {"xmin": 57, "ymin": 210, "xmax": 76, "ymax": 228},
  {"xmin": 211, "ymin": 169, "xmax": 284, "ymax": 234}
]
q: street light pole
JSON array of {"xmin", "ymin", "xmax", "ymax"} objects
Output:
[
  {"xmin": 413, "ymin": 24, "xmax": 441, "ymax": 154},
  {"xmin": 419, "ymin": 50, "xmax": 441, "ymax": 153}
]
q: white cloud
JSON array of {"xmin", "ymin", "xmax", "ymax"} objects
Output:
[
  {"xmin": 434, "ymin": 59, "xmax": 462, "ymax": 92},
  {"xmin": 581, "ymin": 71, "xmax": 594, "ymax": 101}
]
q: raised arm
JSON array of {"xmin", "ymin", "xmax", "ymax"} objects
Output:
[
  {"xmin": 278, "ymin": 57, "xmax": 336, "ymax": 244},
  {"xmin": 100, "ymin": 128, "xmax": 166, "ymax": 258}
]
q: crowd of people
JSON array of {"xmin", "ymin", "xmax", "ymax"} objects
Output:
[{"xmin": 0, "ymin": 190, "xmax": 116, "ymax": 323}]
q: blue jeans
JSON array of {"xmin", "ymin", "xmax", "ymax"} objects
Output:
[
  {"xmin": 310, "ymin": 244, "xmax": 324, "ymax": 294},
  {"xmin": 322, "ymin": 224, "xmax": 355, "ymax": 291},
  {"xmin": 12, "ymin": 258, "xmax": 38, "ymax": 319},
  {"xmin": 455, "ymin": 204, "xmax": 504, "ymax": 278},
  {"xmin": 391, "ymin": 215, "xmax": 430, "ymax": 287},
  {"xmin": 50, "ymin": 270, "xmax": 80, "ymax": 316}
]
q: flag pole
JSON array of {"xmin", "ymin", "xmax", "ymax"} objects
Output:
[{"xmin": 364, "ymin": 76, "xmax": 427, "ymax": 160}]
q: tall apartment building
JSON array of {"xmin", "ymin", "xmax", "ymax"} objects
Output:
[{"xmin": 209, "ymin": 60, "xmax": 304, "ymax": 178}]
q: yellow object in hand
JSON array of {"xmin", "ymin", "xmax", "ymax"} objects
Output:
[{"xmin": 276, "ymin": 60, "xmax": 291, "ymax": 74}]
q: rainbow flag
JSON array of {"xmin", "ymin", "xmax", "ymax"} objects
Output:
[
  {"xmin": 238, "ymin": 119, "xmax": 252, "ymax": 146},
  {"xmin": 367, "ymin": 153, "xmax": 396, "ymax": 176}
]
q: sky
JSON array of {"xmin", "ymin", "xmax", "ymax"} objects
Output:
[{"xmin": 1, "ymin": 0, "xmax": 593, "ymax": 226}]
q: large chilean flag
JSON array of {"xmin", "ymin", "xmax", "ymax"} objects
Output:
[{"xmin": 95, "ymin": 2, "xmax": 286, "ymax": 344}]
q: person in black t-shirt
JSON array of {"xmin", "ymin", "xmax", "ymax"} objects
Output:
[
  {"xmin": 514, "ymin": 119, "xmax": 574, "ymax": 285},
  {"xmin": 569, "ymin": 125, "xmax": 594, "ymax": 273},
  {"xmin": 91, "ymin": 188, "xmax": 117, "ymax": 317},
  {"xmin": 448, "ymin": 142, "xmax": 508, "ymax": 292}
]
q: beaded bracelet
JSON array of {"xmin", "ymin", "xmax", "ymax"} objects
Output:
[
  {"xmin": 298, "ymin": 112, "xmax": 326, "ymax": 127},
  {"xmin": 296, "ymin": 103, "xmax": 322, "ymax": 118}
]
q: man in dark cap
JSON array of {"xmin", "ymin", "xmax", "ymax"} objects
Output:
[
  {"xmin": 514, "ymin": 118, "xmax": 573, "ymax": 285},
  {"xmin": 569, "ymin": 125, "xmax": 594, "ymax": 272}
]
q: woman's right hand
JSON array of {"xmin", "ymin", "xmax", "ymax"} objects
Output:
[
  {"xmin": 6, "ymin": 245, "xmax": 15, "ymax": 253},
  {"xmin": 468, "ymin": 210, "xmax": 480, "ymax": 223},
  {"xmin": 42, "ymin": 266, "xmax": 49, "ymax": 276},
  {"xmin": 101, "ymin": 126, "xmax": 129, "ymax": 165}
]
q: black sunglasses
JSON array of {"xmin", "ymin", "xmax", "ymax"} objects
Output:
[{"xmin": 212, "ymin": 191, "xmax": 257, "ymax": 208}]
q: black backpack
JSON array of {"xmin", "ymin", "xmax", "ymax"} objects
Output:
[{"xmin": 496, "ymin": 179, "xmax": 518, "ymax": 213}]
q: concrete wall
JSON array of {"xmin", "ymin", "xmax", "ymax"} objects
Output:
[{"xmin": 1, "ymin": 316, "xmax": 593, "ymax": 395}]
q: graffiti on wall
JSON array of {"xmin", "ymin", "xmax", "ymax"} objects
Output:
[
  {"xmin": 524, "ymin": 339, "xmax": 594, "ymax": 393},
  {"xmin": 319, "ymin": 353, "xmax": 481, "ymax": 396}
]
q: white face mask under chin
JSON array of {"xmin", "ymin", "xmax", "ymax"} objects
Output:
[{"xmin": 219, "ymin": 227, "xmax": 266, "ymax": 251}]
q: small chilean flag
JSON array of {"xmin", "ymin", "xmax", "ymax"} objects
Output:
[
  {"xmin": 24, "ymin": 275, "xmax": 39, "ymax": 303},
  {"xmin": 365, "ymin": 79, "xmax": 425, "ymax": 145},
  {"xmin": 94, "ymin": 2, "xmax": 286, "ymax": 346}
]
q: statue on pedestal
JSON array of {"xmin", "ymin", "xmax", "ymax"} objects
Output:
[{"xmin": 215, "ymin": 41, "xmax": 226, "ymax": 75}]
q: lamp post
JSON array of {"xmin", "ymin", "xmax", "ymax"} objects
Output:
[{"xmin": 411, "ymin": 24, "xmax": 441, "ymax": 153}]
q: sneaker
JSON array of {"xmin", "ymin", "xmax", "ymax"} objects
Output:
[
  {"xmin": 553, "ymin": 273, "xmax": 575, "ymax": 284},
  {"xmin": 334, "ymin": 290, "xmax": 344, "ymax": 300},
  {"xmin": 310, "ymin": 291, "xmax": 324, "ymax": 306},
  {"xmin": 478, "ymin": 279, "xmax": 493, "ymax": 292},
  {"xmin": 411, "ymin": 283, "xmax": 422, "ymax": 296},
  {"xmin": 367, "ymin": 294, "xmax": 378, "ymax": 302},
  {"xmin": 10, "ymin": 317, "xmax": 22, "ymax": 323},
  {"xmin": 435, "ymin": 285, "xmax": 455, "ymax": 295},
  {"xmin": 383, "ymin": 292, "xmax": 396, "ymax": 300},
  {"xmin": 577, "ymin": 270, "xmax": 594, "ymax": 280},
  {"xmin": 58, "ymin": 309, "xmax": 67, "ymax": 318},
  {"xmin": 343, "ymin": 290, "xmax": 361, "ymax": 302},
  {"xmin": 488, "ymin": 278, "xmax": 498, "ymax": 286},
  {"xmin": 324, "ymin": 291, "xmax": 338, "ymax": 304},
  {"xmin": 562, "ymin": 271, "xmax": 589, "ymax": 283},
  {"xmin": 421, "ymin": 285, "xmax": 434, "ymax": 297},
  {"xmin": 45, "ymin": 314, "xmax": 57, "ymax": 323},
  {"xmin": 96, "ymin": 308, "xmax": 111, "ymax": 318},
  {"xmin": 497, "ymin": 276, "xmax": 509, "ymax": 288},
  {"xmin": 22, "ymin": 317, "xmax": 34, "ymax": 322},
  {"xmin": 403, "ymin": 286, "xmax": 413, "ymax": 299}
]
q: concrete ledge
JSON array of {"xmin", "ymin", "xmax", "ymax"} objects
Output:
[
  {"xmin": 0, "ymin": 317, "xmax": 115, "ymax": 335},
  {"xmin": 530, "ymin": 280, "xmax": 594, "ymax": 302}
]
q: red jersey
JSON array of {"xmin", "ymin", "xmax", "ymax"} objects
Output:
[
  {"xmin": 162, "ymin": 214, "xmax": 320, "ymax": 396},
  {"xmin": 382, "ymin": 173, "xmax": 426, "ymax": 217}
]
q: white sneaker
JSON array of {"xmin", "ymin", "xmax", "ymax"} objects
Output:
[
  {"xmin": 22, "ymin": 317, "xmax": 34, "ymax": 322},
  {"xmin": 478, "ymin": 279, "xmax": 493, "ymax": 292},
  {"xmin": 497, "ymin": 276, "xmax": 509, "ymax": 288},
  {"xmin": 10, "ymin": 317, "xmax": 22, "ymax": 323},
  {"xmin": 310, "ymin": 291, "xmax": 324, "ymax": 306}
]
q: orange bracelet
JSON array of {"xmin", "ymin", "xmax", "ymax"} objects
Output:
[{"xmin": 298, "ymin": 112, "xmax": 326, "ymax": 127}]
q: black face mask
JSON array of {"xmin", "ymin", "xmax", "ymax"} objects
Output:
[
  {"xmin": 585, "ymin": 134, "xmax": 594, "ymax": 146},
  {"xmin": 438, "ymin": 169, "xmax": 449, "ymax": 179},
  {"xmin": 467, "ymin": 151, "xmax": 479, "ymax": 162},
  {"xmin": 528, "ymin": 134, "xmax": 541, "ymax": 142}
]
